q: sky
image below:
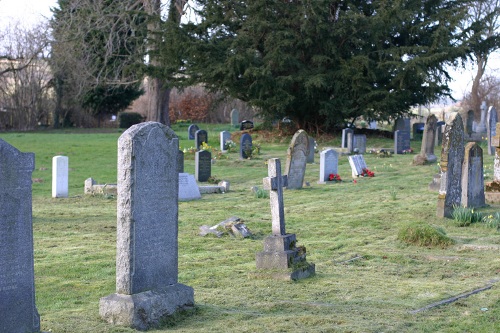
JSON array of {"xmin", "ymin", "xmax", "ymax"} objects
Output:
[{"xmin": 1, "ymin": 0, "xmax": 498, "ymax": 101}]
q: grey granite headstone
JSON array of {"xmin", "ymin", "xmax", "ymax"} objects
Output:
[
  {"xmin": 318, "ymin": 149, "xmax": 339, "ymax": 184},
  {"xmin": 487, "ymin": 106, "xmax": 497, "ymax": 155},
  {"xmin": 394, "ymin": 130, "xmax": 411, "ymax": 154},
  {"xmin": 307, "ymin": 136, "xmax": 315, "ymax": 163},
  {"xmin": 255, "ymin": 158, "xmax": 315, "ymax": 280},
  {"xmin": 177, "ymin": 150, "xmax": 184, "ymax": 173},
  {"xmin": 341, "ymin": 128, "xmax": 353, "ymax": 148},
  {"xmin": 353, "ymin": 134, "xmax": 366, "ymax": 154},
  {"xmin": 461, "ymin": 142, "xmax": 485, "ymax": 208},
  {"xmin": 188, "ymin": 124, "xmax": 199, "ymax": 140},
  {"xmin": 284, "ymin": 130, "xmax": 309, "ymax": 189},
  {"xmin": 413, "ymin": 114, "xmax": 437, "ymax": 165},
  {"xmin": 99, "ymin": 122, "xmax": 194, "ymax": 331},
  {"xmin": 437, "ymin": 113, "xmax": 465, "ymax": 218},
  {"xmin": 348, "ymin": 154, "xmax": 368, "ymax": 178},
  {"xmin": 240, "ymin": 133, "xmax": 253, "ymax": 159},
  {"xmin": 0, "ymin": 139, "xmax": 40, "ymax": 333},
  {"xmin": 178, "ymin": 173, "xmax": 201, "ymax": 201},
  {"xmin": 347, "ymin": 132, "xmax": 354, "ymax": 154},
  {"xmin": 195, "ymin": 150, "xmax": 211, "ymax": 182},
  {"xmin": 195, "ymin": 129, "xmax": 208, "ymax": 150},
  {"xmin": 230, "ymin": 108, "xmax": 239, "ymax": 127},
  {"xmin": 220, "ymin": 131, "xmax": 231, "ymax": 152}
]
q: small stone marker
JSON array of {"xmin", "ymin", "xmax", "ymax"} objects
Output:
[
  {"xmin": 284, "ymin": 129, "xmax": 309, "ymax": 189},
  {"xmin": 487, "ymin": 106, "xmax": 497, "ymax": 155},
  {"xmin": 413, "ymin": 114, "xmax": 438, "ymax": 165},
  {"xmin": 178, "ymin": 173, "xmax": 201, "ymax": 201},
  {"xmin": 341, "ymin": 128, "xmax": 353, "ymax": 148},
  {"xmin": 461, "ymin": 142, "xmax": 485, "ymax": 208},
  {"xmin": 230, "ymin": 108, "xmax": 239, "ymax": 127},
  {"xmin": 84, "ymin": 178, "xmax": 117, "ymax": 196},
  {"xmin": 256, "ymin": 158, "xmax": 315, "ymax": 280},
  {"xmin": 307, "ymin": 136, "xmax": 315, "ymax": 163},
  {"xmin": 0, "ymin": 139, "xmax": 40, "ymax": 333},
  {"xmin": 240, "ymin": 120, "xmax": 254, "ymax": 130},
  {"xmin": 318, "ymin": 149, "xmax": 339, "ymax": 184},
  {"xmin": 220, "ymin": 131, "xmax": 231, "ymax": 152},
  {"xmin": 394, "ymin": 130, "xmax": 410, "ymax": 154},
  {"xmin": 99, "ymin": 122, "xmax": 194, "ymax": 331},
  {"xmin": 52, "ymin": 155, "xmax": 69, "ymax": 198},
  {"xmin": 188, "ymin": 124, "xmax": 199, "ymax": 140},
  {"xmin": 195, "ymin": 129, "xmax": 208, "ymax": 150},
  {"xmin": 353, "ymin": 134, "xmax": 367, "ymax": 154},
  {"xmin": 437, "ymin": 113, "xmax": 465, "ymax": 218},
  {"xmin": 240, "ymin": 133, "xmax": 253, "ymax": 159},
  {"xmin": 195, "ymin": 150, "xmax": 211, "ymax": 182},
  {"xmin": 348, "ymin": 155, "xmax": 368, "ymax": 178}
]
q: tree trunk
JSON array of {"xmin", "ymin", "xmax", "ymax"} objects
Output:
[
  {"xmin": 147, "ymin": 77, "xmax": 171, "ymax": 125},
  {"xmin": 471, "ymin": 55, "xmax": 486, "ymax": 118}
]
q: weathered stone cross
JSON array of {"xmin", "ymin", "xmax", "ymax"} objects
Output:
[{"xmin": 263, "ymin": 158, "xmax": 288, "ymax": 236}]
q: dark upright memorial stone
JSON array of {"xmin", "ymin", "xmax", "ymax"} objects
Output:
[
  {"xmin": 240, "ymin": 133, "xmax": 253, "ymax": 159},
  {"xmin": 0, "ymin": 139, "xmax": 40, "ymax": 333},
  {"xmin": 394, "ymin": 130, "xmax": 411, "ymax": 154},
  {"xmin": 195, "ymin": 150, "xmax": 212, "ymax": 182},
  {"xmin": 240, "ymin": 120, "xmax": 254, "ymax": 130},
  {"xmin": 188, "ymin": 124, "xmax": 199, "ymax": 140},
  {"xmin": 195, "ymin": 129, "xmax": 208, "ymax": 150}
]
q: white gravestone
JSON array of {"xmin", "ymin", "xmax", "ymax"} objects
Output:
[
  {"xmin": 318, "ymin": 149, "xmax": 339, "ymax": 184},
  {"xmin": 52, "ymin": 155, "xmax": 68, "ymax": 198}
]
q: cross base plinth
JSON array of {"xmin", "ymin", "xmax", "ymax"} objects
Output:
[{"xmin": 254, "ymin": 234, "xmax": 315, "ymax": 281}]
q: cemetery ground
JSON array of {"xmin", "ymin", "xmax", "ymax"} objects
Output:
[{"xmin": 1, "ymin": 125, "xmax": 500, "ymax": 333}]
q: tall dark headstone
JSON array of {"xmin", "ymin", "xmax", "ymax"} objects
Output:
[
  {"xmin": 284, "ymin": 130, "xmax": 309, "ymax": 189},
  {"xmin": 353, "ymin": 134, "xmax": 366, "ymax": 154},
  {"xmin": 0, "ymin": 139, "xmax": 40, "ymax": 333},
  {"xmin": 394, "ymin": 130, "xmax": 411, "ymax": 154},
  {"xmin": 195, "ymin": 150, "xmax": 212, "ymax": 182},
  {"xmin": 177, "ymin": 150, "xmax": 184, "ymax": 173},
  {"xmin": 437, "ymin": 113, "xmax": 465, "ymax": 218},
  {"xmin": 99, "ymin": 122, "xmax": 194, "ymax": 330},
  {"xmin": 240, "ymin": 133, "xmax": 253, "ymax": 159},
  {"xmin": 195, "ymin": 129, "xmax": 208, "ymax": 150},
  {"xmin": 487, "ymin": 106, "xmax": 498, "ymax": 155},
  {"xmin": 188, "ymin": 124, "xmax": 199, "ymax": 140},
  {"xmin": 461, "ymin": 142, "xmax": 485, "ymax": 208}
]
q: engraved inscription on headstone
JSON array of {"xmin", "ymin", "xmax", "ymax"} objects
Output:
[{"xmin": 195, "ymin": 150, "xmax": 212, "ymax": 182}]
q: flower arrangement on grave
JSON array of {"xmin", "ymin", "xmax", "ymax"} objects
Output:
[
  {"xmin": 328, "ymin": 173, "xmax": 342, "ymax": 182},
  {"xmin": 402, "ymin": 148, "xmax": 414, "ymax": 154},
  {"xmin": 361, "ymin": 168, "xmax": 375, "ymax": 177},
  {"xmin": 224, "ymin": 139, "xmax": 236, "ymax": 152}
]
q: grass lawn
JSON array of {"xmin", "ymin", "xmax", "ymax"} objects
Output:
[{"xmin": 1, "ymin": 124, "xmax": 499, "ymax": 333}]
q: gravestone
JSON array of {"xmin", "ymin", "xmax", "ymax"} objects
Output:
[
  {"xmin": 477, "ymin": 102, "xmax": 487, "ymax": 133},
  {"xmin": 99, "ymin": 122, "xmax": 194, "ymax": 331},
  {"xmin": 485, "ymin": 123, "xmax": 500, "ymax": 202},
  {"xmin": 195, "ymin": 150, "xmax": 211, "ymax": 182},
  {"xmin": 413, "ymin": 114, "xmax": 437, "ymax": 165},
  {"xmin": 220, "ymin": 131, "xmax": 231, "ymax": 152},
  {"xmin": 284, "ymin": 130, "xmax": 309, "ymax": 189},
  {"xmin": 347, "ymin": 132, "xmax": 354, "ymax": 154},
  {"xmin": 487, "ymin": 106, "xmax": 497, "ymax": 155},
  {"xmin": 255, "ymin": 158, "xmax": 315, "ymax": 280},
  {"xmin": 240, "ymin": 120, "xmax": 254, "ymax": 130},
  {"xmin": 188, "ymin": 124, "xmax": 199, "ymax": 140},
  {"xmin": 178, "ymin": 173, "xmax": 201, "ymax": 201},
  {"xmin": 318, "ymin": 149, "xmax": 339, "ymax": 184},
  {"xmin": 195, "ymin": 129, "xmax": 208, "ymax": 150},
  {"xmin": 437, "ymin": 113, "xmax": 465, "ymax": 218},
  {"xmin": 394, "ymin": 130, "xmax": 411, "ymax": 154},
  {"xmin": 0, "ymin": 139, "xmax": 40, "ymax": 333},
  {"xmin": 240, "ymin": 133, "xmax": 253, "ymax": 159},
  {"xmin": 436, "ymin": 122, "xmax": 444, "ymax": 147},
  {"xmin": 412, "ymin": 122, "xmax": 424, "ymax": 139},
  {"xmin": 353, "ymin": 134, "xmax": 366, "ymax": 154},
  {"xmin": 177, "ymin": 150, "xmax": 184, "ymax": 173},
  {"xmin": 461, "ymin": 143, "xmax": 485, "ymax": 208},
  {"xmin": 394, "ymin": 117, "xmax": 411, "ymax": 133},
  {"xmin": 52, "ymin": 155, "xmax": 69, "ymax": 198},
  {"xmin": 341, "ymin": 128, "xmax": 353, "ymax": 148},
  {"xmin": 348, "ymin": 155, "xmax": 368, "ymax": 178},
  {"xmin": 307, "ymin": 136, "xmax": 315, "ymax": 163},
  {"xmin": 466, "ymin": 110, "xmax": 474, "ymax": 137},
  {"xmin": 230, "ymin": 108, "xmax": 239, "ymax": 127}
]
